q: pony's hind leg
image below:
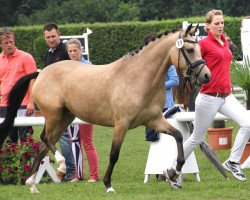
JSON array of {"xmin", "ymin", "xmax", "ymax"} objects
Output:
[
  {"xmin": 103, "ymin": 121, "xmax": 128, "ymax": 193},
  {"xmin": 26, "ymin": 141, "xmax": 49, "ymax": 193},
  {"xmin": 40, "ymin": 126, "xmax": 66, "ymax": 180},
  {"xmin": 42, "ymin": 112, "xmax": 75, "ymax": 180}
]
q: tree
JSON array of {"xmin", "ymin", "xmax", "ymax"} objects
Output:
[
  {"xmin": 0, "ymin": 0, "xmax": 22, "ymax": 26},
  {"xmin": 2, "ymin": 0, "xmax": 250, "ymax": 26},
  {"xmin": 17, "ymin": 0, "xmax": 139, "ymax": 25}
]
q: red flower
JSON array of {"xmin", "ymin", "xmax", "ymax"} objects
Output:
[
  {"xmin": 6, "ymin": 148, "xmax": 11, "ymax": 154},
  {"xmin": 24, "ymin": 164, "xmax": 31, "ymax": 171},
  {"xmin": 27, "ymin": 137, "xmax": 34, "ymax": 144},
  {"xmin": 20, "ymin": 141, "xmax": 25, "ymax": 147},
  {"xmin": 0, "ymin": 133, "xmax": 38, "ymax": 185},
  {"xmin": 23, "ymin": 152, "xmax": 30, "ymax": 159},
  {"xmin": 28, "ymin": 128, "xmax": 34, "ymax": 135},
  {"xmin": 32, "ymin": 143, "xmax": 39, "ymax": 151},
  {"xmin": 11, "ymin": 145, "xmax": 18, "ymax": 154}
]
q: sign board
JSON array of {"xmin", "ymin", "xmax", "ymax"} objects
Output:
[
  {"xmin": 241, "ymin": 18, "xmax": 250, "ymax": 62},
  {"xmin": 60, "ymin": 28, "xmax": 92, "ymax": 60},
  {"xmin": 182, "ymin": 21, "xmax": 207, "ymax": 41},
  {"xmin": 144, "ymin": 118, "xmax": 200, "ymax": 183}
]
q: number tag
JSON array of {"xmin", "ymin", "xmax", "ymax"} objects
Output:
[{"xmin": 176, "ymin": 39, "xmax": 184, "ymax": 49}]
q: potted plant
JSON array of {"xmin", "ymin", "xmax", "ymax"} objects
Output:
[
  {"xmin": 231, "ymin": 57, "xmax": 250, "ymax": 163},
  {"xmin": 207, "ymin": 120, "xmax": 234, "ymax": 150}
]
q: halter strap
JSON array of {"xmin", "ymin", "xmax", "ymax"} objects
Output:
[{"xmin": 177, "ymin": 31, "xmax": 206, "ymax": 92}]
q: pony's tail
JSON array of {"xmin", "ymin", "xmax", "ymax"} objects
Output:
[{"xmin": 0, "ymin": 71, "xmax": 39, "ymax": 148}]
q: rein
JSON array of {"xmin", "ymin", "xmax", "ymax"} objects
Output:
[{"xmin": 176, "ymin": 32, "xmax": 206, "ymax": 92}]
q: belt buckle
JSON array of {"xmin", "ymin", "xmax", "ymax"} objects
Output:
[{"xmin": 216, "ymin": 93, "xmax": 219, "ymax": 97}]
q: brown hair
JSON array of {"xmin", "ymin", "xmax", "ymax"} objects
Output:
[
  {"xmin": 43, "ymin": 22, "xmax": 59, "ymax": 32},
  {"xmin": 0, "ymin": 27, "xmax": 15, "ymax": 43},
  {"xmin": 204, "ymin": 9, "xmax": 223, "ymax": 32}
]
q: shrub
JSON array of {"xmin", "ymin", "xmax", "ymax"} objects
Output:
[{"xmin": 0, "ymin": 129, "xmax": 39, "ymax": 185}]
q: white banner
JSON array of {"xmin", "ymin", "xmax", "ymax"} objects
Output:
[{"xmin": 241, "ymin": 18, "xmax": 250, "ymax": 62}]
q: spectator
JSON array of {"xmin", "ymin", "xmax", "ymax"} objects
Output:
[
  {"xmin": 43, "ymin": 22, "xmax": 75, "ymax": 182},
  {"xmin": 66, "ymin": 38, "xmax": 100, "ymax": 183},
  {"xmin": 163, "ymin": 65, "xmax": 179, "ymax": 111},
  {"xmin": 0, "ymin": 27, "xmax": 37, "ymax": 143}
]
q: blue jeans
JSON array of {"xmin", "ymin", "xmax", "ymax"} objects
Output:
[{"xmin": 59, "ymin": 131, "xmax": 75, "ymax": 175}]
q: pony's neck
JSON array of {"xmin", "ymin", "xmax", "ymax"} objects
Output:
[
  {"xmin": 139, "ymin": 34, "xmax": 175, "ymax": 83},
  {"xmin": 116, "ymin": 32, "xmax": 177, "ymax": 89}
]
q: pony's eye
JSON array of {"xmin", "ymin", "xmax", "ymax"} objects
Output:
[{"xmin": 186, "ymin": 48, "xmax": 194, "ymax": 53}]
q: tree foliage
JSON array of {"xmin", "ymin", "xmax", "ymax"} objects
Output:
[
  {"xmin": 16, "ymin": 0, "xmax": 139, "ymax": 25},
  {"xmin": 0, "ymin": 0, "xmax": 249, "ymax": 26}
]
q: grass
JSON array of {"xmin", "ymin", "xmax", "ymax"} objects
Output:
[{"xmin": 0, "ymin": 120, "xmax": 249, "ymax": 200}]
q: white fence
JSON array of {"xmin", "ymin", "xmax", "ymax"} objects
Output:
[
  {"xmin": 1, "ymin": 106, "xmax": 249, "ymax": 127},
  {"xmin": 0, "ymin": 117, "xmax": 88, "ymax": 126}
]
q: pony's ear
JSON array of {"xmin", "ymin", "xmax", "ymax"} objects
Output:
[
  {"xmin": 194, "ymin": 23, "xmax": 199, "ymax": 35},
  {"xmin": 184, "ymin": 23, "xmax": 193, "ymax": 36},
  {"xmin": 189, "ymin": 23, "xmax": 199, "ymax": 36}
]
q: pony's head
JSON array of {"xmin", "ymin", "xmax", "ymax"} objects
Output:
[{"xmin": 170, "ymin": 24, "xmax": 211, "ymax": 89}]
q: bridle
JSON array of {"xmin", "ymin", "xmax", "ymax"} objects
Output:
[{"xmin": 176, "ymin": 31, "xmax": 206, "ymax": 92}]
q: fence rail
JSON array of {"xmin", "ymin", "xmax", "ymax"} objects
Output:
[
  {"xmin": 0, "ymin": 117, "xmax": 88, "ymax": 126},
  {"xmin": 2, "ymin": 109, "xmax": 250, "ymax": 127}
]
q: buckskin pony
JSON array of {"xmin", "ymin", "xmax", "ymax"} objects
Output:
[{"xmin": 0, "ymin": 24, "xmax": 211, "ymax": 193}]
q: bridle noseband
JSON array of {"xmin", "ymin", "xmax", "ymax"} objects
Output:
[{"xmin": 176, "ymin": 32, "xmax": 206, "ymax": 92}]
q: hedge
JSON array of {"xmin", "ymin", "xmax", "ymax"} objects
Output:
[{"xmin": 7, "ymin": 16, "xmax": 242, "ymax": 69}]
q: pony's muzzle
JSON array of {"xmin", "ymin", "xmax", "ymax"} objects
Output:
[
  {"xmin": 203, "ymin": 72, "xmax": 211, "ymax": 84},
  {"xmin": 197, "ymin": 65, "xmax": 211, "ymax": 84}
]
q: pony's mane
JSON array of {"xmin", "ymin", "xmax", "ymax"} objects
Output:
[{"xmin": 128, "ymin": 28, "xmax": 180, "ymax": 56}]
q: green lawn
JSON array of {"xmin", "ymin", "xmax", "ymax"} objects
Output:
[{"xmin": 0, "ymin": 120, "xmax": 249, "ymax": 200}]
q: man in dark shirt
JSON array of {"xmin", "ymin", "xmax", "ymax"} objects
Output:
[
  {"xmin": 44, "ymin": 23, "xmax": 70, "ymax": 65},
  {"xmin": 43, "ymin": 22, "xmax": 75, "ymax": 182}
]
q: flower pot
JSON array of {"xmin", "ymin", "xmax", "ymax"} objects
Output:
[
  {"xmin": 207, "ymin": 127, "xmax": 234, "ymax": 150},
  {"xmin": 240, "ymin": 142, "xmax": 250, "ymax": 164}
]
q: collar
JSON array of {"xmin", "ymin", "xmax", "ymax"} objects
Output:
[
  {"xmin": 80, "ymin": 57, "xmax": 86, "ymax": 62},
  {"xmin": 208, "ymin": 31, "xmax": 227, "ymax": 44},
  {"xmin": 48, "ymin": 41, "xmax": 63, "ymax": 53},
  {"xmin": 1, "ymin": 47, "xmax": 19, "ymax": 59}
]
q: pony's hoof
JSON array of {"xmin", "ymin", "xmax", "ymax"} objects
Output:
[
  {"xmin": 163, "ymin": 169, "xmax": 182, "ymax": 190},
  {"xmin": 165, "ymin": 168, "xmax": 179, "ymax": 181},
  {"xmin": 106, "ymin": 187, "xmax": 115, "ymax": 193},
  {"xmin": 25, "ymin": 175, "xmax": 36, "ymax": 187},
  {"xmin": 30, "ymin": 187, "xmax": 39, "ymax": 194},
  {"xmin": 56, "ymin": 170, "xmax": 65, "ymax": 180}
]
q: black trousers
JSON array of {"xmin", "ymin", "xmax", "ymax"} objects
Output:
[{"xmin": 0, "ymin": 106, "xmax": 32, "ymax": 143}]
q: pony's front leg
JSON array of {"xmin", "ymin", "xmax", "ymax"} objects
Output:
[
  {"xmin": 26, "ymin": 142, "xmax": 49, "ymax": 193},
  {"xmin": 103, "ymin": 123, "xmax": 128, "ymax": 193},
  {"xmin": 164, "ymin": 128, "xmax": 185, "ymax": 189},
  {"xmin": 152, "ymin": 117, "xmax": 185, "ymax": 189},
  {"xmin": 168, "ymin": 128, "xmax": 185, "ymax": 172}
]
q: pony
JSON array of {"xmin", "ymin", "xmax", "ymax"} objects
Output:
[{"xmin": 0, "ymin": 24, "xmax": 211, "ymax": 193}]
